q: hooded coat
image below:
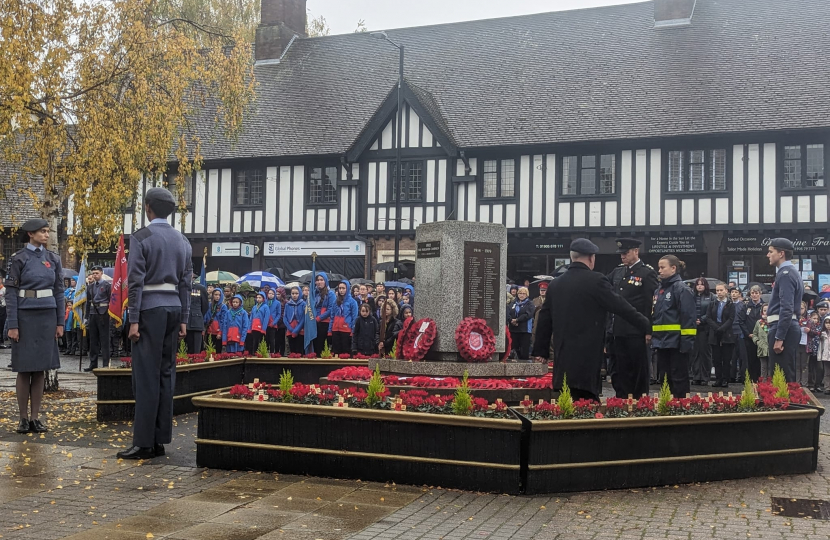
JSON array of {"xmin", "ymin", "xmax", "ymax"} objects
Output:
[
  {"xmin": 352, "ymin": 311, "xmax": 380, "ymax": 355},
  {"xmin": 249, "ymin": 291, "xmax": 270, "ymax": 334},
  {"xmin": 283, "ymin": 293, "xmax": 307, "ymax": 337},
  {"xmin": 330, "ymin": 278, "xmax": 358, "ymax": 334},
  {"xmin": 817, "ymin": 315, "xmax": 830, "ymax": 363},
  {"xmin": 313, "ymin": 273, "xmax": 337, "ymax": 324},
  {"xmin": 266, "ymin": 294, "xmax": 282, "ymax": 328},
  {"xmin": 223, "ymin": 295, "xmax": 249, "ymax": 347},
  {"xmin": 204, "ymin": 296, "xmax": 229, "ymax": 338}
]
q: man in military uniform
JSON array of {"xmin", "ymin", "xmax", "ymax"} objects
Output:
[
  {"xmin": 185, "ymin": 274, "xmax": 209, "ymax": 354},
  {"xmin": 118, "ymin": 187, "xmax": 192, "ymax": 460},
  {"xmin": 766, "ymin": 238, "xmax": 803, "ymax": 382},
  {"xmin": 532, "ymin": 239, "xmax": 650, "ymax": 402},
  {"xmin": 606, "ymin": 238, "xmax": 658, "ymax": 398},
  {"xmin": 84, "ymin": 265, "xmax": 112, "ymax": 371}
]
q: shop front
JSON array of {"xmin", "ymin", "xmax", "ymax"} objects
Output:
[
  {"xmin": 262, "ymin": 240, "xmax": 366, "ymax": 280},
  {"xmin": 505, "ymin": 237, "xmax": 571, "ymax": 284},
  {"xmin": 722, "ymin": 234, "xmax": 830, "ymax": 291}
]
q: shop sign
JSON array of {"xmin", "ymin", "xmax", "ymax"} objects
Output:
[
  {"xmin": 508, "ymin": 238, "xmax": 567, "ymax": 253},
  {"xmin": 212, "ymin": 242, "xmax": 241, "ymax": 257},
  {"xmin": 263, "ymin": 240, "xmax": 366, "ymax": 257},
  {"xmin": 645, "ymin": 234, "xmax": 702, "ymax": 254},
  {"xmin": 725, "ymin": 234, "xmax": 830, "ymax": 254}
]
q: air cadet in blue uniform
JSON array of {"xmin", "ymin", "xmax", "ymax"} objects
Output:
[
  {"xmin": 118, "ymin": 188, "xmax": 192, "ymax": 460},
  {"xmin": 607, "ymin": 238, "xmax": 658, "ymax": 398},
  {"xmin": 5, "ymin": 218, "xmax": 64, "ymax": 433},
  {"xmin": 84, "ymin": 265, "xmax": 112, "ymax": 371},
  {"xmin": 185, "ymin": 275, "xmax": 209, "ymax": 354},
  {"xmin": 765, "ymin": 238, "xmax": 803, "ymax": 382}
]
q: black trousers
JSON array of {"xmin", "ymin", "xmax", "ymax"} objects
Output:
[
  {"xmin": 730, "ymin": 336, "xmax": 747, "ymax": 380},
  {"xmin": 712, "ymin": 343, "xmax": 735, "ymax": 384},
  {"xmin": 612, "ymin": 335, "xmax": 650, "ymax": 398},
  {"xmin": 313, "ymin": 323, "xmax": 330, "ymax": 356},
  {"xmin": 331, "ymin": 331, "xmax": 351, "ymax": 355},
  {"xmin": 88, "ymin": 312, "xmax": 110, "ymax": 368},
  {"xmin": 131, "ymin": 306, "xmax": 180, "ymax": 448},
  {"xmin": 0, "ymin": 305, "xmax": 6, "ymax": 344},
  {"xmin": 185, "ymin": 330, "xmax": 203, "ymax": 354},
  {"xmin": 768, "ymin": 322, "xmax": 801, "ymax": 383},
  {"xmin": 689, "ymin": 328, "xmax": 712, "ymax": 383},
  {"xmin": 510, "ymin": 331, "xmax": 531, "ymax": 360},
  {"xmin": 249, "ymin": 331, "xmax": 265, "ymax": 354},
  {"xmin": 275, "ymin": 327, "xmax": 286, "ymax": 356},
  {"xmin": 744, "ymin": 336, "xmax": 760, "ymax": 382},
  {"xmin": 814, "ymin": 359, "xmax": 826, "ymax": 389},
  {"xmin": 655, "ymin": 348, "xmax": 690, "ymax": 397},
  {"xmin": 287, "ymin": 334, "xmax": 304, "ymax": 354},
  {"xmin": 569, "ymin": 388, "xmax": 599, "ymax": 402}
]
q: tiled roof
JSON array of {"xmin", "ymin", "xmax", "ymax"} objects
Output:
[
  {"xmin": 192, "ymin": 0, "xmax": 830, "ymax": 161},
  {"xmin": 0, "ymin": 161, "xmax": 43, "ymax": 228}
]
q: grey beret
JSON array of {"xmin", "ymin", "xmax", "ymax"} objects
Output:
[
  {"xmin": 570, "ymin": 238, "xmax": 599, "ymax": 255},
  {"xmin": 769, "ymin": 237, "xmax": 795, "ymax": 251},
  {"xmin": 20, "ymin": 218, "xmax": 48, "ymax": 232},
  {"xmin": 145, "ymin": 187, "xmax": 177, "ymax": 207}
]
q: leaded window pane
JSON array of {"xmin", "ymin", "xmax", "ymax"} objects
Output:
[
  {"xmin": 235, "ymin": 171, "xmax": 249, "ymax": 204},
  {"xmin": 581, "ymin": 168, "xmax": 596, "ymax": 195},
  {"xmin": 784, "ymin": 146, "xmax": 802, "ymax": 189},
  {"xmin": 500, "ymin": 160, "xmax": 515, "ymax": 197},
  {"xmin": 323, "ymin": 167, "xmax": 338, "ymax": 203},
  {"xmin": 308, "ymin": 167, "xmax": 323, "ymax": 204},
  {"xmin": 668, "ymin": 151, "xmax": 683, "ymax": 191},
  {"xmin": 711, "ymin": 149, "xmax": 726, "ymax": 190},
  {"xmin": 563, "ymin": 156, "xmax": 577, "ymax": 195},
  {"xmin": 806, "ymin": 144, "xmax": 824, "ymax": 188},
  {"xmin": 249, "ymin": 170, "xmax": 263, "ymax": 205},
  {"xmin": 599, "ymin": 154, "xmax": 615, "ymax": 194},
  {"xmin": 483, "ymin": 160, "xmax": 498, "ymax": 198},
  {"xmin": 689, "ymin": 150, "xmax": 705, "ymax": 191}
]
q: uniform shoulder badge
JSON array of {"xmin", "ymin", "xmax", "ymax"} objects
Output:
[
  {"xmin": 644, "ymin": 263, "xmax": 655, "ymax": 270},
  {"xmin": 783, "ymin": 270, "xmax": 789, "ymax": 275},
  {"xmin": 666, "ymin": 292, "xmax": 672, "ymax": 300}
]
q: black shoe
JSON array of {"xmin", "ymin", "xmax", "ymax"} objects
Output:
[
  {"xmin": 721, "ymin": 381, "xmax": 730, "ymax": 388},
  {"xmin": 116, "ymin": 446, "xmax": 155, "ymax": 460},
  {"xmin": 0, "ymin": 344, "xmax": 10, "ymax": 349},
  {"xmin": 83, "ymin": 366, "xmax": 96, "ymax": 372},
  {"xmin": 29, "ymin": 419, "xmax": 47, "ymax": 433},
  {"xmin": 16, "ymin": 418, "xmax": 29, "ymax": 433},
  {"xmin": 154, "ymin": 444, "xmax": 165, "ymax": 456}
]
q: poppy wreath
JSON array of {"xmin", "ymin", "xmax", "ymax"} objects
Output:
[
  {"xmin": 500, "ymin": 325, "xmax": 512, "ymax": 363},
  {"xmin": 455, "ymin": 317, "xmax": 496, "ymax": 363},
  {"xmin": 395, "ymin": 317, "xmax": 416, "ymax": 360},
  {"xmin": 401, "ymin": 318, "xmax": 437, "ymax": 362}
]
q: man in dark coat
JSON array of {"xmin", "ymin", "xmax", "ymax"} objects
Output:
[
  {"xmin": 606, "ymin": 238, "xmax": 659, "ymax": 398},
  {"xmin": 186, "ymin": 276, "xmax": 209, "ymax": 354},
  {"xmin": 532, "ymin": 239, "xmax": 651, "ymax": 401},
  {"xmin": 84, "ymin": 265, "xmax": 112, "ymax": 371}
]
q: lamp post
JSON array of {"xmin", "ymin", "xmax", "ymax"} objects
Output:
[{"xmin": 371, "ymin": 31, "xmax": 404, "ymax": 281}]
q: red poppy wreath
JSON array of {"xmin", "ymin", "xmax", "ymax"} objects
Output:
[
  {"xmin": 455, "ymin": 318, "xmax": 496, "ymax": 363},
  {"xmin": 395, "ymin": 317, "xmax": 416, "ymax": 360},
  {"xmin": 400, "ymin": 318, "xmax": 437, "ymax": 362},
  {"xmin": 500, "ymin": 325, "xmax": 512, "ymax": 363}
]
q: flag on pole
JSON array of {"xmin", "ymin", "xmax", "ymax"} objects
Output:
[
  {"xmin": 73, "ymin": 258, "xmax": 87, "ymax": 335},
  {"xmin": 199, "ymin": 249, "xmax": 207, "ymax": 288},
  {"xmin": 107, "ymin": 235, "xmax": 129, "ymax": 328},
  {"xmin": 303, "ymin": 253, "xmax": 318, "ymax": 353}
]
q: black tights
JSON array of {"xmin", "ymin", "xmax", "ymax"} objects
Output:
[{"xmin": 16, "ymin": 371, "xmax": 45, "ymax": 421}]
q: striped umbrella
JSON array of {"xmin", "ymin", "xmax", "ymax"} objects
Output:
[
  {"xmin": 206, "ymin": 270, "xmax": 239, "ymax": 284},
  {"xmin": 236, "ymin": 271, "xmax": 284, "ymax": 289}
]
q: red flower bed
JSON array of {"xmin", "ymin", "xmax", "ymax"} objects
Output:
[
  {"xmin": 454, "ymin": 318, "xmax": 496, "ymax": 363},
  {"xmin": 327, "ymin": 366, "xmax": 373, "ymax": 381},
  {"xmin": 326, "ymin": 368, "xmax": 553, "ymax": 390}
]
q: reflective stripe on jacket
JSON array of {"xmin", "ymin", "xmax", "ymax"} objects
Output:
[{"xmin": 651, "ymin": 273, "xmax": 697, "ymax": 353}]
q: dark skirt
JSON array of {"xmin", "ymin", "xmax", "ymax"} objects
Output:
[{"xmin": 10, "ymin": 308, "xmax": 61, "ymax": 373}]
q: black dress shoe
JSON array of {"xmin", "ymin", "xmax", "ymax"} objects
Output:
[
  {"xmin": 29, "ymin": 419, "xmax": 47, "ymax": 433},
  {"xmin": 117, "ymin": 446, "xmax": 155, "ymax": 460},
  {"xmin": 16, "ymin": 418, "xmax": 30, "ymax": 433},
  {"xmin": 154, "ymin": 444, "xmax": 165, "ymax": 456},
  {"xmin": 83, "ymin": 366, "xmax": 96, "ymax": 372}
]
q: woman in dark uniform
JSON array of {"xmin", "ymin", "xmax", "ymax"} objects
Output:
[{"xmin": 5, "ymin": 219, "xmax": 64, "ymax": 433}]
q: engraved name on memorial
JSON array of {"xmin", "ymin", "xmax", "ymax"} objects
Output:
[{"xmin": 463, "ymin": 241, "xmax": 501, "ymax": 336}]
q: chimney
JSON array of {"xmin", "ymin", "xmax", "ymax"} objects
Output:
[
  {"xmin": 653, "ymin": 0, "xmax": 697, "ymax": 28},
  {"xmin": 255, "ymin": 0, "xmax": 307, "ymax": 64}
]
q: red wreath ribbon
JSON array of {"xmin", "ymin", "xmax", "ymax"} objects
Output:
[
  {"xmin": 454, "ymin": 317, "xmax": 496, "ymax": 363},
  {"xmin": 501, "ymin": 325, "xmax": 512, "ymax": 363},
  {"xmin": 396, "ymin": 317, "xmax": 416, "ymax": 360},
  {"xmin": 400, "ymin": 318, "xmax": 437, "ymax": 362}
]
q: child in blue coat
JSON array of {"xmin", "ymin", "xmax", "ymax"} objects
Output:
[
  {"xmin": 223, "ymin": 295, "xmax": 249, "ymax": 354},
  {"xmin": 266, "ymin": 288, "xmax": 282, "ymax": 355},
  {"xmin": 283, "ymin": 287, "xmax": 307, "ymax": 354},
  {"xmin": 249, "ymin": 291, "xmax": 269, "ymax": 354}
]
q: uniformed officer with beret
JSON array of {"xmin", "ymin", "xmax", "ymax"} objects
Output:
[
  {"xmin": 533, "ymin": 238, "xmax": 650, "ymax": 401},
  {"xmin": 5, "ymin": 218, "xmax": 64, "ymax": 433},
  {"xmin": 607, "ymin": 238, "xmax": 658, "ymax": 398},
  {"xmin": 117, "ymin": 187, "xmax": 192, "ymax": 460},
  {"xmin": 84, "ymin": 265, "xmax": 112, "ymax": 371},
  {"xmin": 186, "ymin": 274, "xmax": 209, "ymax": 354},
  {"xmin": 765, "ymin": 238, "xmax": 803, "ymax": 382}
]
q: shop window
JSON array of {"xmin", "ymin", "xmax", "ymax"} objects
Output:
[
  {"xmin": 390, "ymin": 161, "xmax": 423, "ymax": 201},
  {"xmin": 667, "ymin": 149, "xmax": 726, "ymax": 192},
  {"xmin": 481, "ymin": 159, "xmax": 516, "ymax": 199},
  {"xmin": 166, "ymin": 171, "xmax": 193, "ymax": 208},
  {"xmin": 562, "ymin": 153, "xmax": 616, "ymax": 196},
  {"xmin": 782, "ymin": 144, "xmax": 825, "ymax": 189},
  {"xmin": 234, "ymin": 169, "xmax": 264, "ymax": 206},
  {"xmin": 308, "ymin": 166, "xmax": 338, "ymax": 205}
]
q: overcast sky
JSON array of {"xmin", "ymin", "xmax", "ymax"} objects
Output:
[{"xmin": 306, "ymin": 0, "xmax": 644, "ymax": 35}]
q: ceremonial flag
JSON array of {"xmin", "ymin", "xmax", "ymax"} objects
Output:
[
  {"xmin": 199, "ymin": 251, "xmax": 207, "ymax": 288},
  {"xmin": 303, "ymin": 256, "xmax": 318, "ymax": 353},
  {"xmin": 107, "ymin": 235, "xmax": 129, "ymax": 328},
  {"xmin": 72, "ymin": 258, "xmax": 87, "ymax": 335}
]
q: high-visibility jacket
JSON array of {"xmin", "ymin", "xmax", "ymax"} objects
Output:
[{"xmin": 651, "ymin": 273, "xmax": 697, "ymax": 353}]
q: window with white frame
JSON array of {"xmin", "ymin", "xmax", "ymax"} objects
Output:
[
  {"xmin": 561, "ymin": 153, "xmax": 616, "ymax": 196},
  {"xmin": 667, "ymin": 149, "xmax": 727, "ymax": 192},
  {"xmin": 783, "ymin": 144, "xmax": 824, "ymax": 189},
  {"xmin": 481, "ymin": 159, "xmax": 516, "ymax": 198},
  {"xmin": 234, "ymin": 169, "xmax": 264, "ymax": 206},
  {"xmin": 308, "ymin": 166, "xmax": 338, "ymax": 204}
]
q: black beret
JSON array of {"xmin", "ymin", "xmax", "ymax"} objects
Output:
[
  {"xmin": 91, "ymin": 265, "xmax": 104, "ymax": 272},
  {"xmin": 769, "ymin": 237, "xmax": 794, "ymax": 251},
  {"xmin": 570, "ymin": 238, "xmax": 599, "ymax": 255},
  {"xmin": 816, "ymin": 301, "xmax": 830, "ymax": 309},
  {"xmin": 615, "ymin": 238, "xmax": 642, "ymax": 253},
  {"xmin": 145, "ymin": 187, "xmax": 177, "ymax": 208}
]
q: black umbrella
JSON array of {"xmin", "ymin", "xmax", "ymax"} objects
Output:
[
  {"xmin": 527, "ymin": 279, "xmax": 551, "ymax": 299},
  {"xmin": 375, "ymin": 259, "xmax": 415, "ymax": 272},
  {"xmin": 299, "ymin": 272, "xmax": 347, "ymax": 285},
  {"xmin": 264, "ymin": 267, "xmax": 285, "ymax": 281},
  {"xmin": 742, "ymin": 281, "xmax": 770, "ymax": 294},
  {"xmin": 62, "ymin": 268, "xmax": 78, "ymax": 279},
  {"xmin": 803, "ymin": 289, "xmax": 819, "ymax": 303},
  {"xmin": 350, "ymin": 278, "xmax": 374, "ymax": 286}
]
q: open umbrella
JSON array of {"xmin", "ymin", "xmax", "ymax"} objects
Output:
[
  {"xmin": 803, "ymin": 289, "xmax": 819, "ymax": 304},
  {"xmin": 236, "ymin": 271, "xmax": 284, "ymax": 289},
  {"xmin": 299, "ymin": 271, "xmax": 347, "ymax": 285},
  {"xmin": 62, "ymin": 268, "xmax": 78, "ymax": 279},
  {"xmin": 291, "ymin": 270, "xmax": 311, "ymax": 278},
  {"xmin": 742, "ymin": 281, "xmax": 770, "ymax": 294},
  {"xmin": 375, "ymin": 259, "xmax": 415, "ymax": 272},
  {"xmin": 350, "ymin": 278, "xmax": 374, "ymax": 286},
  {"xmin": 527, "ymin": 278, "xmax": 552, "ymax": 299},
  {"xmin": 533, "ymin": 275, "xmax": 555, "ymax": 281},
  {"xmin": 264, "ymin": 267, "xmax": 286, "ymax": 281},
  {"xmin": 206, "ymin": 270, "xmax": 239, "ymax": 284}
]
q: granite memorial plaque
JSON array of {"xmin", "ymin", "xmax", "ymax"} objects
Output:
[
  {"xmin": 417, "ymin": 241, "xmax": 441, "ymax": 259},
  {"xmin": 463, "ymin": 241, "xmax": 501, "ymax": 335}
]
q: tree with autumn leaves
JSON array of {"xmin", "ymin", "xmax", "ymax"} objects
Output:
[{"xmin": 0, "ymin": 0, "xmax": 256, "ymax": 254}]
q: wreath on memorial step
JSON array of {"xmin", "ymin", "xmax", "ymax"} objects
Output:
[
  {"xmin": 399, "ymin": 318, "xmax": 437, "ymax": 362},
  {"xmin": 500, "ymin": 326, "xmax": 512, "ymax": 363},
  {"xmin": 455, "ymin": 318, "xmax": 496, "ymax": 363},
  {"xmin": 395, "ymin": 317, "xmax": 416, "ymax": 360}
]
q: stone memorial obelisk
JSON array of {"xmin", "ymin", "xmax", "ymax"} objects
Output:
[{"xmin": 414, "ymin": 221, "xmax": 507, "ymax": 361}]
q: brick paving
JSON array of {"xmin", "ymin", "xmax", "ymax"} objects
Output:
[{"xmin": 0, "ymin": 349, "xmax": 828, "ymax": 539}]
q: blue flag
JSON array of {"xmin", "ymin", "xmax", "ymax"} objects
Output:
[
  {"xmin": 304, "ymin": 261, "xmax": 318, "ymax": 353},
  {"xmin": 73, "ymin": 258, "xmax": 87, "ymax": 335},
  {"xmin": 199, "ymin": 255, "xmax": 207, "ymax": 288}
]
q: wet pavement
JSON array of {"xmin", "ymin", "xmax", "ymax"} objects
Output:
[{"xmin": 0, "ymin": 348, "xmax": 829, "ymax": 538}]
